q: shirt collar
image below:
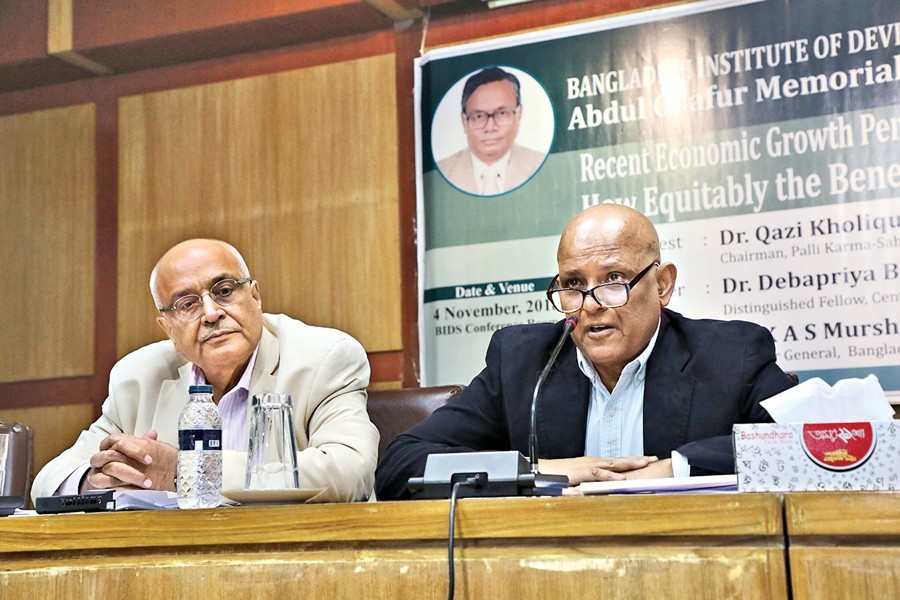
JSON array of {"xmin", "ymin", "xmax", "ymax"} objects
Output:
[
  {"xmin": 190, "ymin": 343, "xmax": 261, "ymax": 396},
  {"xmin": 575, "ymin": 318, "xmax": 661, "ymax": 388},
  {"xmin": 470, "ymin": 150, "xmax": 512, "ymax": 180}
]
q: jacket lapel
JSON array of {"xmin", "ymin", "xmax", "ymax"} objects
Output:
[
  {"xmin": 537, "ymin": 340, "xmax": 590, "ymax": 458},
  {"xmin": 453, "ymin": 150, "xmax": 479, "ymax": 194},
  {"xmin": 506, "ymin": 145, "xmax": 527, "ymax": 185},
  {"xmin": 643, "ymin": 311, "xmax": 695, "ymax": 457},
  {"xmin": 154, "ymin": 360, "xmax": 193, "ymax": 445},
  {"xmin": 248, "ymin": 326, "xmax": 279, "ymax": 400}
]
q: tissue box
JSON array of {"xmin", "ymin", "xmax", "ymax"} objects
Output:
[{"xmin": 733, "ymin": 421, "xmax": 899, "ymax": 492}]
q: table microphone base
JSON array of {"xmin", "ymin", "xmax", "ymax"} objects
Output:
[{"xmin": 407, "ymin": 451, "xmax": 569, "ymax": 499}]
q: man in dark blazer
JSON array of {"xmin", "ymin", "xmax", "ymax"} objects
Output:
[{"xmin": 376, "ymin": 204, "xmax": 795, "ymax": 500}]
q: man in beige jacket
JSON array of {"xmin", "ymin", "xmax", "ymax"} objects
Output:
[{"xmin": 33, "ymin": 239, "xmax": 378, "ymax": 503}]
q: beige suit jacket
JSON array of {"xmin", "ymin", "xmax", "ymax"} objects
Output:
[
  {"xmin": 437, "ymin": 143, "xmax": 545, "ymax": 195},
  {"xmin": 32, "ymin": 313, "xmax": 379, "ymax": 503}
]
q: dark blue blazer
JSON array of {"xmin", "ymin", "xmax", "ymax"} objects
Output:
[{"xmin": 375, "ymin": 308, "xmax": 795, "ymax": 500}]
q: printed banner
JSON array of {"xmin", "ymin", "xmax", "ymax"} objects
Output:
[{"xmin": 416, "ymin": 0, "xmax": 900, "ymax": 397}]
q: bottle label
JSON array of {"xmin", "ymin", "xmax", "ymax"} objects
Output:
[{"xmin": 178, "ymin": 429, "xmax": 222, "ymax": 452}]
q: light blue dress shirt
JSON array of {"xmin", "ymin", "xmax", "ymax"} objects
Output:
[{"xmin": 576, "ymin": 321, "xmax": 689, "ymax": 476}]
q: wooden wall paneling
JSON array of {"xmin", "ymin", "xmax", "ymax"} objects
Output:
[
  {"xmin": 0, "ymin": 104, "xmax": 96, "ymax": 384},
  {"xmin": 47, "ymin": 0, "xmax": 75, "ymax": 55},
  {"xmin": 0, "ymin": 0, "xmax": 49, "ymax": 63},
  {"xmin": 91, "ymin": 97, "xmax": 120, "ymax": 408},
  {"xmin": 0, "ymin": 30, "xmax": 400, "ymax": 396},
  {"xmin": 364, "ymin": 0, "xmax": 423, "ymax": 21},
  {"xmin": 70, "ymin": 0, "xmax": 395, "ymax": 74},
  {"xmin": 117, "ymin": 54, "xmax": 401, "ymax": 358},
  {"xmin": 47, "ymin": 0, "xmax": 113, "ymax": 76},
  {"xmin": 0, "ymin": 0, "xmax": 91, "ymax": 93},
  {"xmin": 394, "ymin": 21, "xmax": 423, "ymax": 387},
  {"xmin": 0, "ymin": 29, "xmax": 397, "ymax": 118},
  {"xmin": 0, "ymin": 403, "xmax": 94, "ymax": 480},
  {"xmin": 74, "ymin": 0, "xmax": 381, "ymax": 46}
]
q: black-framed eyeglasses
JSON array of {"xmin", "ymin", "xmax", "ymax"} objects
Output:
[
  {"xmin": 464, "ymin": 106, "xmax": 519, "ymax": 130},
  {"xmin": 546, "ymin": 262, "xmax": 659, "ymax": 313},
  {"xmin": 158, "ymin": 277, "xmax": 253, "ymax": 321}
]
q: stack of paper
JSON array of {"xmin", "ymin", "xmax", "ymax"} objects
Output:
[
  {"xmin": 114, "ymin": 490, "xmax": 179, "ymax": 510},
  {"xmin": 578, "ymin": 474, "xmax": 738, "ymax": 495}
]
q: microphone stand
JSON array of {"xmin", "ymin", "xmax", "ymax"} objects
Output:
[
  {"xmin": 408, "ymin": 316, "xmax": 576, "ymax": 499},
  {"xmin": 529, "ymin": 315, "xmax": 578, "ymax": 474}
]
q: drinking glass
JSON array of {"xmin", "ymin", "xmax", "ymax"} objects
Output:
[{"xmin": 245, "ymin": 393, "xmax": 300, "ymax": 489}]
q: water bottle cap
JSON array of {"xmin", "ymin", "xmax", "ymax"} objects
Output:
[{"xmin": 188, "ymin": 384, "xmax": 214, "ymax": 394}]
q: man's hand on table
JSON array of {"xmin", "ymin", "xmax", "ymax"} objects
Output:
[
  {"xmin": 540, "ymin": 455, "xmax": 662, "ymax": 486},
  {"xmin": 81, "ymin": 430, "xmax": 177, "ymax": 492}
]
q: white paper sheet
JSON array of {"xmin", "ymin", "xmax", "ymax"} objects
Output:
[{"xmin": 577, "ymin": 474, "xmax": 738, "ymax": 495}]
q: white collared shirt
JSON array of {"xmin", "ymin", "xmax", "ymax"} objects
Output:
[{"xmin": 470, "ymin": 151, "xmax": 512, "ymax": 195}]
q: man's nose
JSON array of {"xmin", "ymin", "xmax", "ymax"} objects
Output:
[
  {"xmin": 199, "ymin": 294, "xmax": 224, "ymax": 323},
  {"xmin": 581, "ymin": 291, "xmax": 606, "ymax": 313}
]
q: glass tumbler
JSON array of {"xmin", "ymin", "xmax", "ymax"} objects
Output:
[{"xmin": 245, "ymin": 393, "xmax": 300, "ymax": 489}]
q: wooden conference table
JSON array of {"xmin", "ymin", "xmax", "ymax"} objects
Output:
[{"xmin": 0, "ymin": 492, "xmax": 895, "ymax": 599}]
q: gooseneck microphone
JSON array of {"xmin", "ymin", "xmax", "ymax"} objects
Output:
[
  {"xmin": 529, "ymin": 315, "xmax": 578, "ymax": 474},
  {"xmin": 408, "ymin": 318, "xmax": 574, "ymax": 500}
]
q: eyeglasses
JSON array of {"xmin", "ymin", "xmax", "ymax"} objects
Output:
[
  {"xmin": 158, "ymin": 277, "xmax": 252, "ymax": 321},
  {"xmin": 546, "ymin": 262, "xmax": 659, "ymax": 313},
  {"xmin": 464, "ymin": 107, "xmax": 518, "ymax": 130}
]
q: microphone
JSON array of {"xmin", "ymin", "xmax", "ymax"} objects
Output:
[
  {"xmin": 529, "ymin": 315, "xmax": 578, "ymax": 474},
  {"xmin": 407, "ymin": 317, "xmax": 575, "ymax": 499}
]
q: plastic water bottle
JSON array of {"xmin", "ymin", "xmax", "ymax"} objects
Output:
[{"xmin": 177, "ymin": 384, "xmax": 223, "ymax": 509}]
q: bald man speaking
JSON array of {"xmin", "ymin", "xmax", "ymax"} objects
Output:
[{"xmin": 376, "ymin": 205, "xmax": 796, "ymax": 500}]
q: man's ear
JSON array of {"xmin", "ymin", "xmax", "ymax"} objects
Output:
[
  {"xmin": 250, "ymin": 280, "xmax": 262, "ymax": 310},
  {"xmin": 156, "ymin": 315, "xmax": 173, "ymax": 339},
  {"xmin": 656, "ymin": 262, "xmax": 678, "ymax": 307}
]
